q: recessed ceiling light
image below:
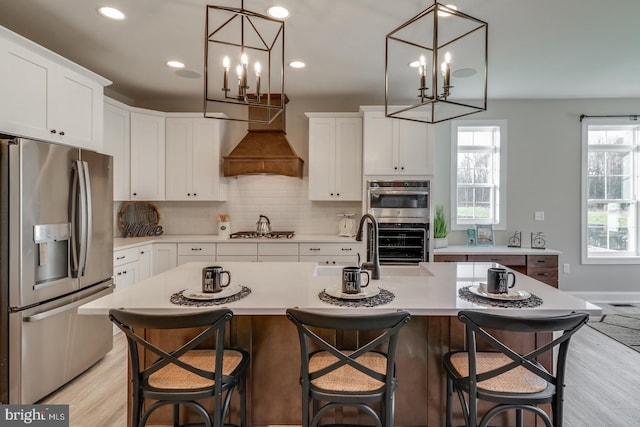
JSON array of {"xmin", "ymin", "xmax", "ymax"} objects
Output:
[
  {"xmin": 98, "ymin": 6, "xmax": 126, "ymax": 21},
  {"xmin": 453, "ymin": 68, "xmax": 477, "ymax": 78},
  {"xmin": 288, "ymin": 61, "xmax": 305, "ymax": 69},
  {"xmin": 167, "ymin": 61, "xmax": 185, "ymax": 69},
  {"xmin": 267, "ymin": 6, "xmax": 289, "ymax": 19}
]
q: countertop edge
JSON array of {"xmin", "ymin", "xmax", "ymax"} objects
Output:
[
  {"xmin": 434, "ymin": 245, "xmax": 562, "ymax": 256},
  {"xmin": 114, "ymin": 234, "xmax": 360, "ymax": 250}
]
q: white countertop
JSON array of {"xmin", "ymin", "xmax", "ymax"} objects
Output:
[
  {"xmin": 79, "ymin": 261, "xmax": 600, "ymax": 317},
  {"xmin": 434, "ymin": 245, "xmax": 562, "ymax": 256},
  {"xmin": 114, "ymin": 234, "xmax": 359, "ymax": 250}
]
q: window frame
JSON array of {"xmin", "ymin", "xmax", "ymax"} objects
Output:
[
  {"xmin": 581, "ymin": 117, "xmax": 640, "ymax": 264},
  {"xmin": 450, "ymin": 119, "xmax": 508, "ymax": 231}
]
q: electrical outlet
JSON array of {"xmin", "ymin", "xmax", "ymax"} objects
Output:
[
  {"xmin": 563, "ymin": 263, "xmax": 570, "ymax": 273},
  {"xmin": 535, "ymin": 211, "xmax": 545, "ymax": 221}
]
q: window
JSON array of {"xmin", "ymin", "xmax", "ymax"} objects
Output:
[
  {"xmin": 451, "ymin": 120, "xmax": 507, "ymax": 230},
  {"xmin": 582, "ymin": 117, "xmax": 640, "ymax": 263}
]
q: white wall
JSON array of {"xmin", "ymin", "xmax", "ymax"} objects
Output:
[{"xmin": 432, "ymin": 98, "xmax": 640, "ymax": 299}]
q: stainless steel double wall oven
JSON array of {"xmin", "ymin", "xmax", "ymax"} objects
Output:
[{"xmin": 367, "ymin": 180, "xmax": 430, "ymax": 264}]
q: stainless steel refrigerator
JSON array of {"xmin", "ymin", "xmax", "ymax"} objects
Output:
[{"xmin": 0, "ymin": 136, "xmax": 114, "ymax": 404}]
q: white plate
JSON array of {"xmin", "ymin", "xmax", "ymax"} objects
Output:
[
  {"xmin": 469, "ymin": 284, "xmax": 531, "ymax": 301},
  {"xmin": 325, "ymin": 286, "xmax": 381, "ymax": 300},
  {"xmin": 182, "ymin": 284, "xmax": 242, "ymax": 301}
]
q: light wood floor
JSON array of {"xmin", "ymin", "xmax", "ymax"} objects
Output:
[{"xmin": 39, "ymin": 306, "xmax": 640, "ymax": 427}]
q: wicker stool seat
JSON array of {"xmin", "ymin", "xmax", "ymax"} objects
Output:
[
  {"xmin": 287, "ymin": 308, "xmax": 411, "ymax": 427},
  {"xmin": 110, "ymin": 308, "xmax": 249, "ymax": 427},
  {"xmin": 443, "ymin": 310, "xmax": 588, "ymax": 427}
]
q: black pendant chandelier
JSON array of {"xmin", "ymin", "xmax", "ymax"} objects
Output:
[
  {"xmin": 385, "ymin": 2, "xmax": 488, "ymax": 124},
  {"xmin": 204, "ymin": 1, "xmax": 285, "ymax": 124}
]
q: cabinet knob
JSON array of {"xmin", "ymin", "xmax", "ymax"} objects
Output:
[
  {"xmin": 116, "ymin": 255, "xmax": 125, "ymax": 260},
  {"xmin": 193, "ymin": 193, "xmax": 197, "ymax": 196},
  {"xmin": 133, "ymin": 192, "xmax": 137, "ymax": 196},
  {"xmin": 401, "ymin": 166, "xmax": 404, "ymax": 170},
  {"xmin": 50, "ymin": 129, "xmax": 57, "ymax": 134},
  {"xmin": 187, "ymin": 193, "xmax": 191, "ymax": 196},
  {"xmin": 336, "ymin": 193, "xmax": 340, "ymax": 196},
  {"xmin": 117, "ymin": 272, "xmax": 122, "ymax": 276},
  {"xmin": 59, "ymin": 131, "xmax": 65, "ymax": 136},
  {"xmin": 140, "ymin": 251, "xmax": 144, "ymax": 254},
  {"xmin": 394, "ymin": 166, "xmax": 398, "ymax": 170}
]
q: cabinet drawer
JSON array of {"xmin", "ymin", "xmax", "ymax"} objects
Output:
[
  {"xmin": 299, "ymin": 243, "xmax": 361, "ymax": 256},
  {"xmin": 177, "ymin": 243, "xmax": 216, "ymax": 256},
  {"xmin": 258, "ymin": 243, "xmax": 299, "ymax": 256},
  {"xmin": 527, "ymin": 255, "xmax": 558, "ymax": 268},
  {"xmin": 434, "ymin": 254, "xmax": 468, "ymax": 262},
  {"xmin": 467, "ymin": 254, "xmax": 526, "ymax": 266},
  {"xmin": 113, "ymin": 247, "xmax": 141, "ymax": 267},
  {"xmin": 217, "ymin": 243, "xmax": 258, "ymax": 256},
  {"xmin": 527, "ymin": 267, "xmax": 558, "ymax": 286}
]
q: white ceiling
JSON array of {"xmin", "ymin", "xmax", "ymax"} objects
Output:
[{"xmin": 2, "ymin": 0, "xmax": 639, "ymax": 111}]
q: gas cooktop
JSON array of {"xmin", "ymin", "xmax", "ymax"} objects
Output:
[{"xmin": 229, "ymin": 231, "xmax": 295, "ymax": 239}]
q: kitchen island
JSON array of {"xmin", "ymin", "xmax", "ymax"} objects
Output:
[{"xmin": 80, "ymin": 261, "xmax": 600, "ymax": 427}]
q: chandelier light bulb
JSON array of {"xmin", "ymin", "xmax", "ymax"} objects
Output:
[
  {"xmin": 236, "ymin": 64, "xmax": 243, "ymax": 78},
  {"xmin": 223, "ymin": 56, "xmax": 230, "ymax": 71},
  {"xmin": 241, "ymin": 54, "xmax": 248, "ymax": 65},
  {"xmin": 255, "ymin": 62, "xmax": 261, "ymax": 77}
]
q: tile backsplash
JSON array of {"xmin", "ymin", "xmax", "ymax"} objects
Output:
[{"xmin": 114, "ymin": 175, "xmax": 362, "ymax": 236}]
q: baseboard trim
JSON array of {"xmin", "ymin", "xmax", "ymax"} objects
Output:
[{"xmin": 567, "ymin": 291, "xmax": 640, "ymax": 304}]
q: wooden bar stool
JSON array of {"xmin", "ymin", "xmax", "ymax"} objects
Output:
[
  {"xmin": 286, "ymin": 308, "xmax": 411, "ymax": 427},
  {"xmin": 443, "ymin": 310, "xmax": 588, "ymax": 427},
  {"xmin": 109, "ymin": 308, "xmax": 249, "ymax": 427}
]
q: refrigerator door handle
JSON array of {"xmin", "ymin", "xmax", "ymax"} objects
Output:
[
  {"xmin": 23, "ymin": 286, "xmax": 112, "ymax": 322},
  {"xmin": 70, "ymin": 160, "xmax": 89, "ymax": 278},
  {"xmin": 70, "ymin": 161, "xmax": 80, "ymax": 277},
  {"xmin": 81, "ymin": 161, "xmax": 92, "ymax": 277}
]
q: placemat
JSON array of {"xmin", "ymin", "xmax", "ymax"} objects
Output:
[
  {"xmin": 458, "ymin": 285, "xmax": 543, "ymax": 308},
  {"xmin": 170, "ymin": 286, "xmax": 251, "ymax": 307},
  {"xmin": 318, "ymin": 288, "xmax": 395, "ymax": 307}
]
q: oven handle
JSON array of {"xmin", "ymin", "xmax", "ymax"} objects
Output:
[{"xmin": 369, "ymin": 189, "xmax": 430, "ymax": 195}]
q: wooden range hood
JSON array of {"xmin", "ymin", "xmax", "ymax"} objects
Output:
[{"xmin": 223, "ymin": 95, "xmax": 303, "ymax": 178}]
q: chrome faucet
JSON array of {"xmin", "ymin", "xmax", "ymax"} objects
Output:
[{"xmin": 355, "ymin": 213, "xmax": 381, "ymax": 280}]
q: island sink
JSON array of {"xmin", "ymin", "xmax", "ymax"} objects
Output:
[{"xmin": 313, "ymin": 264, "xmax": 433, "ymax": 277}]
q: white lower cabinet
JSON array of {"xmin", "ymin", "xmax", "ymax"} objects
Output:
[
  {"xmin": 258, "ymin": 243, "xmax": 299, "ymax": 262},
  {"xmin": 299, "ymin": 243, "xmax": 362, "ymax": 265},
  {"xmin": 113, "ymin": 247, "xmax": 141, "ymax": 292},
  {"xmin": 137, "ymin": 244, "xmax": 153, "ymax": 281},
  {"xmin": 216, "ymin": 243, "xmax": 258, "ymax": 262},
  {"xmin": 177, "ymin": 243, "xmax": 216, "ymax": 266},
  {"xmin": 152, "ymin": 243, "xmax": 177, "ymax": 275}
]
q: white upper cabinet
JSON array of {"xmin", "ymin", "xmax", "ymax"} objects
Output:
[
  {"xmin": 306, "ymin": 113, "xmax": 363, "ymax": 201},
  {"xmin": 130, "ymin": 111, "xmax": 165, "ymax": 200},
  {"xmin": 165, "ymin": 116, "xmax": 227, "ymax": 201},
  {"xmin": 0, "ymin": 27, "xmax": 109, "ymax": 151},
  {"xmin": 362, "ymin": 109, "xmax": 433, "ymax": 176},
  {"xmin": 103, "ymin": 100, "xmax": 130, "ymax": 201}
]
